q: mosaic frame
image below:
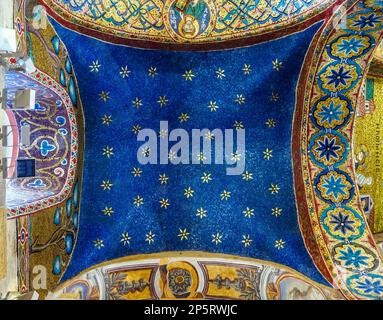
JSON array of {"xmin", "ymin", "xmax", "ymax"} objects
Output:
[
  {"xmin": 48, "ymin": 253, "xmax": 343, "ymax": 300},
  {"xmin": 37, "ymin": 0, "xmax": 343, "ymax": 50},
  {"xmin": 293, "ymin": 0, "xmax": 383, "ymax": 299}
]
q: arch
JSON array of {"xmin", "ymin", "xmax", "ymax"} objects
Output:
[
  {"xmin": 38, "ymin": 0, "xmax": 343, "ymax": 50},
  {"xmin": 293, "ymin": 0, "xmax": 383, "ymax": 299},
  {"xmin": 4, "ymin": 69, "xmax": 79, "ymax": 218},
  {"xmin": 48, "ymin": 252, "xmax": 343, "ymax": 300}
]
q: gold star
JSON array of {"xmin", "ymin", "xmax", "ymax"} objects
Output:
[
  {"xmin": 159, "ymin": 173, "xmax": 169, "ymax": 185},
  {"xmin": 145, "ymin": 231, "xmax": 155, "ymax": 244},
  {"xmin": 205, "ymin": 131, "xmax": 214, "ymax": 140},
  {"xmin": 120, "ymin": 66, "xmax": 131, "ymax": 78},
  {"xmin": 93, "ymin": 239, "xmax": 104, "ymax": 249},
  {"xmin": 159, "ymin": 129, "xmax": 168, "ymax": 139},
  {"xmin": 148, "ymin": 66, "xmax": 158, "ymax": 77},
  {"xmin": 101, "ymin": 114, "xmax": 112, "ymax": 126},
  {"xmin": 183, "ymin": 70, "xmax": 195, "ymax": 81},
  {"xmin": 89, "ymin": 60, "xmax": 101, "ymax": 73},
  {"xmin": 201, "ymin": 172, "xmax": 212, "ymax": 183},
  {"xmin": 269, "ymin": 184, "xmax": 280, "ymax": 194},
  {"xmin": 102, "ymin": 206, "xmax": 114, "ymax": 216},
  {"xmin": 234, "ymin": 120, "xmax": 244, "ymax": 130},
  {"xmin": 168, "ymin": 150, "xmax": 177, "ymax": 161},
  {"xmin": 275, "ymin": 239, "xmax": 286, "ymax": 250},
  {"xmin": 100, "ymin": 180, "xmax": 113, "ymax": 191},
  {"xmin": 235, "ymin": 94, "xmax": 246, "ymax": 105},
  {"xmin": 102, "ymin": 146, "xmax": 114, "ymax": 158},
  {"xmin": 263, "ymin": 148, "xmax": 273, "ymax": 160},
  {"xmin": 220, "ymin": 190, "xmax": 231, "ymax": 201},
  {"xmin": 157, "ymin": 95, "xmax": 168, "ymax": 107},
  {"xmin": 132, "ymin": 97, "xmax": 143, "ymax": 109},
  {"xmin": 196, "ymin": 152, "xmax": 206, "ymax": 162},
  {"xmin": 196, "ymin": 208, "xmax": 207, "ymax": 219},
  {"xmin": 243, "ymin": 207, "xmax": 255, "ymax": 218},
  {"xmin": 141, "ymin": 146, "xmax": 150, "ymax": 157},
  {"xmin": 216, "ymin": 68, "xmax": 225, "ymax": 79},
  {"xmin": 242, "ymin": 235, "xmax": 252, "ymax": 247},
  {"xmin": 231, "ymin": 152, "xmax": 241, "ymax": 162},
  {"xmin": 212, "ymin": 233, "xmax": 223, "ymax": 245},
  {"xmin": 184, "ymin": 187, "xmax": 195, "ymax": 199},
  {"xmin": 179, "ymin": 113, "xmax": 190, "ymax": 123},
  {"xmin": 99, "ymin": 91, "xmax": 110, "ymax": 102},
  {"xmin": 133, "ymin": 195, "xmax": 144, "ymax": 207},
  {"xmin": 243, "ymin": 64, "xmax": 252, "ymax": 75},
  {"xmin": 132, "ymin": 124, "xmax": 142, "ymax": 135},
  {"xmin": 120, "ymin": 232, "xmax": 131, "ymax": 245},
  {"xmin": 132, "ymin": 167, "xmax": 142, "ymax": 177},
  {"xmin": 266, "ymin": 119, "xmax": 276, "ymax": 128},
  {"xmin": 178, "ymin": 228, "xmax": 190, "ymax": 241},
  {"xmin": 242, "ymin": 171, "xmax": 253, "ymax": 181},
  {"xmin": 160, "ymin": 198, "xmax": 170, "ymax": 209},
  {"xmin": 208, "ymin": 101, "xmax": 219, "ymax": 112},
  {"xmin": 272, "ymin": 207, "xmax": 283, "ymax": 217},
  {"xmin": 270, "ymin": 92, "xmax": 279, "ymax": 102},
  {"xmin": 272, "ymin": 59, "xmax": 283, "ymax": 71}
]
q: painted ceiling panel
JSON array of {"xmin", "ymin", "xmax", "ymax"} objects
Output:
[
  {"xmin": 38, "ymin": 0, "xmax": 337, "ymax": 48},
  {"xmin": 49, "ymin": 18, "xmax": 328, "ymax": 285}
]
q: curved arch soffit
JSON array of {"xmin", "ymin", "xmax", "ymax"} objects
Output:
[
  {"xmin": 38, "ymin": 0, "xmax": 342, "ymax": 50},
  {"xmin": 6, "ymin": 69, "xmax": 79, "ymax": 218},
  {"xmin": 294, "ymin": 0, "xmax": 383, "ymax": 300}
]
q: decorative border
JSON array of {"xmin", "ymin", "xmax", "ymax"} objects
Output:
[
  {"xmin": 11, "ymin": 0, "xmax": 84, "ymax": 293},
  {"xmin": 16, "ymin": 215, "xmax": 30, "ymax": 292},
  {"xmin": 14, "ymin": 0, "xmax": 27, "ymax": 55},
  {"xmin": 294, "ymin": 0, "xmax": 383, "ymax": 299},
  {"xmin": 48, "ymin": 252, "xmax": 342, "ymax": 300},
  {"xmin": 37, "ymin": 0, "xmax": 345, "ymax": 50}
]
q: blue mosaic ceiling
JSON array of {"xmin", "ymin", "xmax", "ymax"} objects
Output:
[{"xmin": 50, "ymin": 20, "xmax": 328, "ymax": 284}]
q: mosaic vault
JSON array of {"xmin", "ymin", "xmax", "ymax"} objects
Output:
[
  {"xmin": 52, "ymin": 19, "xmax": 325, "ymax": 285},
  {"xmin": 4, "ymin": 0, "xmax": 383, "ymax": 301}
]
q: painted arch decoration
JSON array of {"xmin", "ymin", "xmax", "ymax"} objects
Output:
[
  {"xmin": 12, "ymin": 0, "xmax": 85, "ymax": 293},
  {"xmin": 294, "ymin": 0, "xmax": 383, "ymax": 299},
  {"xmin": 37, "ymin": 0, "xmax": 339, "ymax": 49},
  {"xmin": 4, "ymin": 70, "xmax": 79, "ymax": 218},
  {"xmin": 1, "ymin": 0, "xmax": 83, "ymax": 218},
  {"xmin": 49, "ymin": 253, "xmax": 344, "ymax": 300}
]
